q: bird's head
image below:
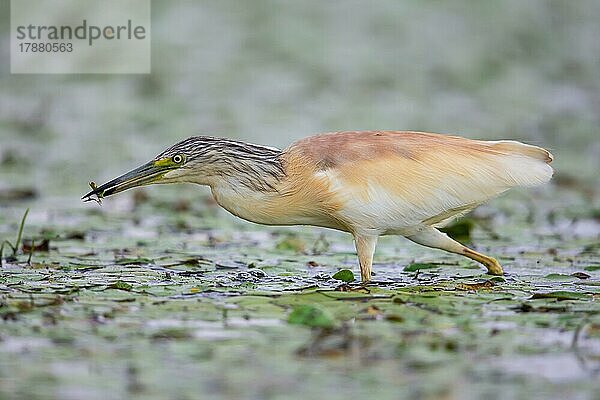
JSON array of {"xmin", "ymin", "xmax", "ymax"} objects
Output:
[
  {"xmin": 82, "ymin": 137, "xmax": 215, "ymax": 203},
  {"xmin": 82, "ymin": 136, "xmax": 284, "ymax": 203}
]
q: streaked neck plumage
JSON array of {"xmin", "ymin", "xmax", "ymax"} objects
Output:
[
  {"xmin": 166, "ymin": 137, "xmax": 285, "ymax": 191},
  {"xmin": 163, "ymin": 136, "xmax": 342, "ymax": 229},
  {"xmin": 169, "ymin": 137, "xmax": 289, "ymax": 224}
]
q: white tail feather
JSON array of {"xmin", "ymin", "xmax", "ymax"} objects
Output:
[
  {"xmin": 402, "ymin": 140, "xmax": 554, "ymax": 228},
  {"xmin": 487, "ymin": 140, "xmax": 554, "ymax": 187}
]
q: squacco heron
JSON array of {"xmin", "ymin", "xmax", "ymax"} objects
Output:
[{"xmin": 83, "ymin": 131, "xmax": 553, "ymax": 282}]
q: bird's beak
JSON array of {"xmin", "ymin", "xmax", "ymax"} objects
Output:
[{"xmin": 82, "ymin": 161, "xmax": 173, "ymax": 203}]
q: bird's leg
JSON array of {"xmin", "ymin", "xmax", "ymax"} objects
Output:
[
  {"xmin": 353, "ymin": 234, "xmax": 378, "ymax": 282},
  {"xmin": 406, "ymin": 227, "xmax": 504, "ymax": 275}
]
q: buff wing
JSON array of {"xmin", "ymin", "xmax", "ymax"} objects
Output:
[{"xmin": 288, "ymin": 131, "xmax": 553, "ymax": 235}]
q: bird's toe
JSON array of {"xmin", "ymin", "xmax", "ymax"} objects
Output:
[{"xmin": 485, "ymin": 258, "xmax": 504, "ymax": 275}]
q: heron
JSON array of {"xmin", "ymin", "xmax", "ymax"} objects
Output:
[{"xmin": 83, "ymin": 131, "xmax": 553, "ymax": 282}]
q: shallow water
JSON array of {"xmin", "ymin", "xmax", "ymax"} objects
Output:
[{"xmin": 1, "ymin": 1, "xmax": 600, "ymax": 399}]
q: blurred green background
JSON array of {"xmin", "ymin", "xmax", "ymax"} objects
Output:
[{"xmin": 1, "ymin": 0, "xmax": 599, "ymax": 204}]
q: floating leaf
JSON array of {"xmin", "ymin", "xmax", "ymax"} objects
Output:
[
  {"xmin": 332, "ymin": 269, "xmax": 355, "ymax": 282},
  {"xmin": 116, "ymin": 257, "xmax": 153, "ymax": 265},
  {"xmin": 288, "ymin": 305, "xmax": 335, "ymax": 328},
  {"xmin": 109, "ymin": 281, "xmax": 133, "ymax": 291},
  {"xmin": 571, "ymin": 272, "xmax": 591, "ymax": 279},
  {"xmin": 404, "ymin": 263, "xmax": 438, "ymax": 272},
  {"xmin": 544, "ymin": 273, "xmax": 576, "ymax": 281},
  {"xmin": 530, "ymin": 291, "xmax": 589, "ymax": 301}
]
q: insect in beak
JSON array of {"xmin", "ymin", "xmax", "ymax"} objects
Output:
[{"xmin": 82, "ymin": 161, "xmax": 172, "ymax": 204}]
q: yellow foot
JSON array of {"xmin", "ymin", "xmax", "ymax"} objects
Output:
[
  {"xmin": 463, "ymin": 248, "xmax": 504, "ymax": 275},
  {"xmin": 484, "ymin": 257, "xmax": 504, "ymax": 275}
]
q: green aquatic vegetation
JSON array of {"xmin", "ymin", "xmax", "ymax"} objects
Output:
[
  {"xmin": 108, "ymin": 280, "xmax": 134, "ymax": 291},
  {"xmin": 331, "ymin": 269, "xmax": 355, "ymax": 282},
  {"xmin": 403, "ymin": 262, "xmax": 439, "ymax": 272},
  {"xmin": 1, "ymin": 137, "xmax": 600, "ymax": 400},
  {"xmin": 0, "ymin": 208, "xmax": 29, "ymax": 261},
  {"xmin": 440, "ymin": 218, "xmax": 474, "ymax": 243},
  {"xmin": 2, "ymin": 1, "xmax": 600, "ymax": 396},
  {"xmin": 115, "ymin": 257, "xmax": 154, "ymax": 265},
  {"xmin": 288, "ymin": 304, "xmax": 336, "ymax": 328},
  {"xmin": 275, "ymin": 234, "xmax": 306, "ymax": 253},
  {"xmin": 544, "ymin": 273, "xmax": 578, "ymax": 281},
  {"xmin": 530, "ymin": 291, "xmax": 591, "ymax": 301}
]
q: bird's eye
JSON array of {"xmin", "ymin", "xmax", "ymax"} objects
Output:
[{"xmin": 172, "ymin": 154, "xmax": 184, "ymax": 164}]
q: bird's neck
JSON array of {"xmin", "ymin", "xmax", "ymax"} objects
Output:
[
  {"xmin": 210, "ymin": 180, "xmax": 286, "ymax": 225},
  {"xmin": 181, "ymin": 140, "xmax": 285, "ymax": 190},
  {"xmin": 184, "ymin": 141, "xmax": 287, "ymax": 224},
  {"xmin": 213, "ymin": 154, "xmax": 285, "ymax": 192},
  {"xmin": 207, "ymin": 148, "xmax": 346, "ymax": 230}
]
